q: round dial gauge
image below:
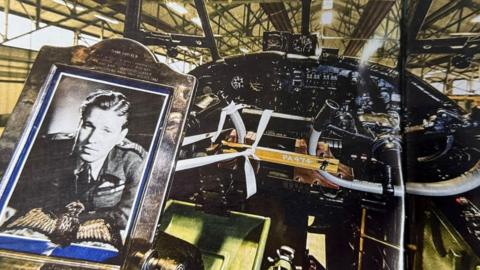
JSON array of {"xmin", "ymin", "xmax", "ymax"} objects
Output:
[
  {"xmin": 293, "ymin": 36, "xmax": 314, "ymax": 54},
  {"xmin": 231, "ymin": 75, "xmax": 244, "ymax": 90}
]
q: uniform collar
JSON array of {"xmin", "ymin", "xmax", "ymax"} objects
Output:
[
  {"xmin": 98, "ymin": 147, "xmax": 127, "ymax": 182},
  {"xmin": 74, "ymin": 148, "xmax": 124, "ymax": 182}
]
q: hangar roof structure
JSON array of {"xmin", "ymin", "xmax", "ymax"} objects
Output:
[{"xmin": 0, "ymin": 0, "xmax": 478, "ymax": 94}]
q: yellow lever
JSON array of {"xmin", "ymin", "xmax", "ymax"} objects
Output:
[{"xmin": 221, "ymin": 141, "xmax": 339, "ymax": 174}]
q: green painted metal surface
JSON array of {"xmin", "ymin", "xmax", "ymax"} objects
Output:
[{"xmin": 158, "ymin": 200, "xmax": 271, "ymax": 270}]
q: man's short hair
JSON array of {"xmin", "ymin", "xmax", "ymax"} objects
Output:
[{"xmin": 80, "ymin": 90, "xmax": 130, "ymax": 129}]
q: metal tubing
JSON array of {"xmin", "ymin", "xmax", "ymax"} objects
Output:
[
  {"xmin": 193, "ymin": 0, "xmax": 221, "ymax": 61},
  {"xmin": 406, "ymin": 161, "xmax": 480, "ymax": 196},
  {"xmin": 308, "ymin": 128, "xmax": 321, "ymax": 156},
  {"xmin": 357, "ymin": 208, "xmax": 366, "ymax": 270},
  {"xmin": 3, "ymin": 0, "xmax": 9, "ymax": 41},
  {"xmin": 301, "ymin": 0, "xmax": 311, "ymax": 35},
  {"xmin": 124, "ymin": 0, "xmax": 141, "ymax": 39},
  {"xmin": 320, "ymin": 161, "xmax": 480, "ymax": 197}
]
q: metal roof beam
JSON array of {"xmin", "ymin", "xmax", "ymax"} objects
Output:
[
  {"xmin": 407, "ymin": 55, "xmax": 451, "ymax": 68},
  {"xmin": 117, "ymin": 0, "xmax": 177, "ymax": 34},
  {"xmin": 0, "ymin": 45, "xmax": 37, "ymax": 64},
  {"xmin": 344, "ymin": 0, "xmax": 395, "ymax": 56},
  {"xmin": 425, "ymin": 7, "xmax": 480, "ymax": 38},
  {"xmin": 0, "ymin": 2, "xmax": 112, "ymax": 45},
  {"xmin": 0, "ymin": 70, "xmax": 28, "ymax": 78},
  {"xmin": 409, "ymin": 37, "xmax": 468, "ymax": 54},
  {"xmin": 260, "ymin": 2, "xmax": 293, "ymax": 33},
  {"xmin": 301, "ymin": 0, "xmax": 311, "ymax": 35},
  {"xmin": 407, "ymin": 0, "xmax": 433, "ymax": 41},
  {"xmin": 194, "ymin": 0, "xmax": 220, "ymax": 60},
  {"xmin": 422, "ymin": 0, "xmax": 463, "ymax": 30}
]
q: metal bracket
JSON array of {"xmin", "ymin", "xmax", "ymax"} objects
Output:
[{"xmin": 124, "ymin": 0, "xmax": 221, "ymax": 61}]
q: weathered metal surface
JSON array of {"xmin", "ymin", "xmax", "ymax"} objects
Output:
[{"xmin": 0, "ymin": 38, "xmax": 196, "ymax": 270}]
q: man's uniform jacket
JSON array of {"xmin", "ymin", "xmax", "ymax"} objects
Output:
[{"xmin": 8, "ymin": 133, "xmax": 147, "ymax": 229}]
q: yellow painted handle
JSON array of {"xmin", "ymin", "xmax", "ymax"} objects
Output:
[{"xmin": 222, "ymin": 141, "xmax": 339, "ymax": 173}]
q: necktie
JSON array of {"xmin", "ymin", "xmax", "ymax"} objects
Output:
[{"xmin": 75, "ymin": 164, "xmax": 92, "ymax": 195}]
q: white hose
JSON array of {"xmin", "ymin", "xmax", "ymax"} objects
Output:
[
  {"xmin": 308, "ymin": 127, "xmax": 321, "ymax": 156},
  {"xmin": 318, "ymin": 170, "xmax": 404, "ymax": 196},
  {"xmin": 230, "ymin": 110, "xmax": 246, "ymax": 144},
  {"xmin": 405, "ymin": 161, "xmax": 480, "ymax": 196},
  {"xmin": 318, "ymin": 161, "xmax": 480, "ymax": 197}
]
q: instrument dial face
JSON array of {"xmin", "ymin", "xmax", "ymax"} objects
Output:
[
  {"xmin": 293, "ymin": 35, "xmax": 314, "ymax": 54},
  {"xmin": 231, "ymin": 75, "xmax": 244, "ymax": 90},
  {"xmin": 249, "ymin": 77, "xmax": 263, "ymax": 92},
  {"xmin": 265, "ymin": 33, "xmax": 289, "ymax": 51},
  {"xmin": 267, "ymin": 37, "xmax": 282, "ymax": 49}
]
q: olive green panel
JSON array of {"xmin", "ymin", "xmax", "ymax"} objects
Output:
[{"xmin": 158, "ymin": 200, "xmax": 271, "ymax": 270}]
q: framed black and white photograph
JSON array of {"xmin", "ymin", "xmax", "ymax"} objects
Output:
[{"xmin": 0, "ymin": 64, "xmax": 171, "ymax": 265}]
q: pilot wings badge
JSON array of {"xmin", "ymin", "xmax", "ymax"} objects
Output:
[{"xmin": 3, "ymin": 201, "xmax": 120, "ymax": 248}]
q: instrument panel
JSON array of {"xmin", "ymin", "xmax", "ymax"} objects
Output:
[{"xmin": 192, "ymin": 52, "xmax": 400, "ymax": 118}]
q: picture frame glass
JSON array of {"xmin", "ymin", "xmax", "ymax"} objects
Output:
[{"xmin": 0, "ymin": 65, "xmax": 172, "ymax": 265}]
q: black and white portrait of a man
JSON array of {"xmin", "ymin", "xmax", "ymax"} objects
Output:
[{"xmin": 0, "ymin": 70, "xmax": 168, "ymax": 257}]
